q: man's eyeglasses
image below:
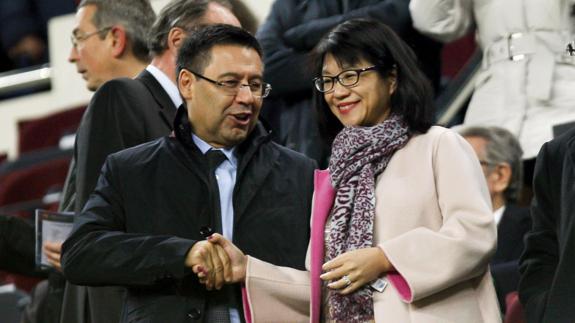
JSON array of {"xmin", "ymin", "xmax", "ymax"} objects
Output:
[
  {"xmin": 70, "ymin": 26, "xmax": 113, "ymax": 48},
  {"xmin": 187, "ymin": 70, "xmax": 272, "ymax": 99},
  {"xmin": 313, "ymin": 65, "xmax": 378, "ymax": 93}
]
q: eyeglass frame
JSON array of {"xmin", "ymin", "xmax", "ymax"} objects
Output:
[
  {"xmin": 70, "ymin": 26, "xmax": 113, "ymax": 48},
  {"xmin": 313, "ymin": 65, "xmax": 379, "ymax": 93},
  {"xmin": 185, "ymin": 69, "xmax": 272, "ymax": 99},
  {"xmin": 479, "ymin": 160, "xmax": 506, "ymax": 171}
]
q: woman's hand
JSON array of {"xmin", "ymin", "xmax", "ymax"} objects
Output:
[
  {"xmin": 185, "ymin": 240, "xmax": 231, "ymax": 291},
  {"xmin": 320, "ymin": 247, "xmax": 393, "ymax": 295},
  {"xmin": 207, "ymin": 233, "xmax": 247, "ymax": 284}
]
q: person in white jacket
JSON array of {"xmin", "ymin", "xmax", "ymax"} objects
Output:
[{"xmin": 409, "ymin": 0, "xmax": 575, "ymax": 161}]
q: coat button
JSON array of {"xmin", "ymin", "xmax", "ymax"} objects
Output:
[{"xmin": 187, "ymin": 308, "xmax": 201, "ymax": 319}]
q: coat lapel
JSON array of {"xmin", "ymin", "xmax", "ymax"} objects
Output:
[
  {"xmin": 232, "ymin": 127, "xmax": 277, "ymax": 223},
  {"xmin": 136, "ymin": 69, "xmax": 177, "ymax": 129},
  {"xmin": 310, "ymin": 170, "xmax": 335, "ymax": 323}
]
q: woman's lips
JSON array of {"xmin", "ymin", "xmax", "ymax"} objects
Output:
[{"xmin": 337, "ymin": 101, "xmax": 358, "ymax": 114}]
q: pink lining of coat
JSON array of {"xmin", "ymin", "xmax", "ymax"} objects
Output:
[
  {"xmin": 241, "ymin": 285, "xmax": 252, "ymax": 323},
  {"xmin": 387, "ymin": 272, "xmax": 412, "ymax": 301},
  {"xmin": 310, "ymin": 170, "xmax": 336, "ymax": 322}
]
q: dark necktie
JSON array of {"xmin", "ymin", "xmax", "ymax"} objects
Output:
[
  {"xmin": 206, "ymin": 150, "xmax": 227, "ymax": 233},
  {"xmin": 204, "ymin": 149, "xmax": 232, "ymax": 323}
]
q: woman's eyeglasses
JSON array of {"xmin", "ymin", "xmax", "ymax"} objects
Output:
[{"xmin": 313, "ymin": 66, "xmax": 378, "ymax": 93}]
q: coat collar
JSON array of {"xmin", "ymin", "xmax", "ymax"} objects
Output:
[
  {"xmin": 173, "ymin": 103, "xmax": 273, "ymax": 159},
  {"xmin": 172, "ymin": 104, "xmax": 276, "ymax": 224}
]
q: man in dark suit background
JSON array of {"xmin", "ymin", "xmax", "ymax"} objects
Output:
[
  {"xmin": 61, "ymin": 24, "xmax": 315, "ymax": 323},
  {"xmin": 57, "ymin": 1, "xmax": 240, "ymax": 322},
  {"xmin": 519, "ymin": 127, "xmax": 575, "ymax": 323},
  {"xmin": 459, "ymin": 126, "xmax": 531, "ymax": 313}
]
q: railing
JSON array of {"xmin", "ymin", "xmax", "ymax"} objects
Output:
[
  {"xmin": 0, "ymin": 64, "xmax": 52, "ymax": 97},
  {"xmin": 434, "ymin": 50, "xmax": 482, "ymax": 127}
]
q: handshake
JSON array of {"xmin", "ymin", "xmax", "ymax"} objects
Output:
[{"xmin": 185, "ymin": 233, "xmax": 247, "ymax": 290}]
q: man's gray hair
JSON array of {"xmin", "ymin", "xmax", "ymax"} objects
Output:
[
  {"xmin": 78, "ymin": 0, "xmax": 155, "ymax": 63},
  {"xmin": 459, "ymin": 126, "xmax": 524, "ymax": 203},
  {"xmin": 148, "ymin": 0, "xmax": 232, "ymax": 56}
]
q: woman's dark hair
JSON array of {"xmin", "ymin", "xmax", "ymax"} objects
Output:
[{"xmin": 311, "ymin": 19, "xmax": 434, "ymax": 143}]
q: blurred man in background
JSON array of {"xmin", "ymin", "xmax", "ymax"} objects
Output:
[{"xmin": 459, "ymin": 126, "xmax": 531, "ymax": 313}]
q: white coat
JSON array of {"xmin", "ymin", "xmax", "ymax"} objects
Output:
[{"xmin": 410, "ymin": 0, "xmax": 575, "ymax": 158}]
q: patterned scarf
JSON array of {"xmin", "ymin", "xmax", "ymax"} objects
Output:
[{"xmin": 326, "ymin": 114, "xmax": 410, "ymax": 322}]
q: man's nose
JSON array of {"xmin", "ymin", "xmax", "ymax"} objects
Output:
[
  {"xmin": 234, "ymin": 85, "xmax": 256, "ymax": 104},
  {"xmin": 68, "ymin": 46, "xmax": 79, "ymax": 63}
]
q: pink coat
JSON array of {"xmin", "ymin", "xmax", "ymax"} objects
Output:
[{"xmin": 242, "ymin": 127, "xmax": 502, "ymax": 323}]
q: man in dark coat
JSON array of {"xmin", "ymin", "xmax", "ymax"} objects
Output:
[
  {"xmin": 459, "ymin": 126, "xmax": 531, "ymax": 313},
  {"xmin": 256, "ymin": 0, "xmax": 442, "ymax": 167},
  {"xmin": 58, "ymin": 1, "xmax": 240, "ymax": 322},
  {"xmin": 519, "ymin": 127, "xmax": 575, "ymax": 323},
  {"xmin": 61, "ymin": 24, "xmax": 316, "ymax": 323},
  {"xmin": 16, "ymin": 1, "xmax": 156, "ymax": 322}
]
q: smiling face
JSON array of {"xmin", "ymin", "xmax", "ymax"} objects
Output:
[
  {"xmin": 179, "ymin": 44, "xmax": 263, "ymax": 148},
  {"xmin": 322, "ymin": 54, "xmax": 396, "ymax": 127}
]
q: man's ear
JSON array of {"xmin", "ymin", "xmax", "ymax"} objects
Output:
[
  {"xmin": 109, "ymin": 26, "xmax": 128, "ymax": 58},
  {"xmin": 492, "ymin": 162, "xmax": 512, "ymax": 194},
  {"xmin": 178, "ymin": 69, "xmax": 195, "ymax": 100},
  {"xmin": 167, "ymin": 27, "xmax": 187, "ymax": 53}
]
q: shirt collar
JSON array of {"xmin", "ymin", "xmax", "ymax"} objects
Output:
[
  {"xmin": 493, "ymin": 205, "xmax": 506, "ymax": 226},
  {"xmin": 192, "ymin": 134, "xmax": 237, "ymax": 168},
  {"xmin": 145, "ymin": 64, "xmax": 182, "ymax": 108}
]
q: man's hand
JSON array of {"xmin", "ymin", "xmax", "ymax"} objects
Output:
[
  {"xmin": 43, "ymin": 241, "xmax": 63, "ymax": 272},
  {"xmin": 207, "ymin": 233, "xmax": 247, "ymax": 284},
  {"xmin": 185, "ymin": 240, "xmax": 231, "ymax": 290},
  {"xmin": 320, "ymin": 247, "xmax": 393, "ymax": 295}
]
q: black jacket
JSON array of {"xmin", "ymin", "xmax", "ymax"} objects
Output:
[
  {"xmin": 490, "ymin": 204, "xmax": 531, "ymax": 313},
  {"xmin": 61, "ymin": 108, "xmax": 316, "ymax": 323},
  {"xmin": 0, "ymin": 214, "xmax": 43, "ymax": 277},
  {"xmin": 58, "ymin": 69, "xmax": 177, "ymax": 323},
  {"xmin": 519, "ymin": 127, "xmax": 575, "ymax": 323}
]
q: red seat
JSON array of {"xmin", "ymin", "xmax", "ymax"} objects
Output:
[
  {"xmin": 0, "ymin": 156, "xmax": 71, "ymax": 218},
  {"xmin": 0, "ymin": 154, "xmax": 71, "ymax": 292},
  {"xmin": 504, "ymin": 291, "xmax": 526, "ymax": 323},
  {"xmin": 18, "ymin": 106, "xmax": 85, "ymax": 154}
]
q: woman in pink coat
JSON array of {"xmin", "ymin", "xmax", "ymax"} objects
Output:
[{"xmin": 208, "ymin": 19, "xmax": 501, "ymax": 323}]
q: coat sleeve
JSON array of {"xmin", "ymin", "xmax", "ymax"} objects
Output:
[
  {"xmin": 243, "ymin": 256, "xmax": 310, "ymax": 322},
  {"xmin": 61, "ymin": 156, "xmax": 197, "ymax": 287},
  {"xmin": 255, "ymin": 0, "xmax": 313, "ymax": 96},
  {"xmin": 282, "ymin": 0, "xmax": 412, "ymax": 51},
  {"xmin": 0, "ymin": 214, "xmax": 46, "ymax": 277},
  {"xmin": 74, "ymin": 80, "xmax": 146, "ymax": 213},
  {"xmin": 381, "ymin": 130, "xmax": 496, "ymax": 302},
  {"xmin": 518, "ymin": 143, "xmax": 557, "ymax": 323},
  {"xmin": 409, "ymin": 0, "xmax": 475, "ymax": 43}
]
